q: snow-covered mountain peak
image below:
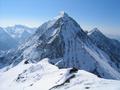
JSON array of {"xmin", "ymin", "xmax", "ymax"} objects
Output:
[
  {"xmin": 88, "ymin": 28, "xmax": 120, "ymax": 73},
  {"xmin": 54, "ymin": 11, "xmax": 70, "ymax": 20},
  {"xmin": 88, "ymin": 28, "xmax": 109, "ymax": 41},
  {"xmin": 59, "ymin": 11, "xmax": 68, "ymax": 17},
  {"xmin": 1, "ymin": 12, "xmax": 120, "ymax": 90},
  {"xmin": 17, "ymin": 12, "xmax": 120, "ymax": 80},
  {"xmin": 1, "ymin": 12, "xmax": 120, "ymax": 80},
  {"xmin": 88, "ymin": 28, "xmax": 102, "ymax": 35},
  {"xmin": 36, "ymin": 11, "xmax": 83, "ymax": 40},
  {"xmin": 92, "ymin": 28, "xmax": 100, "ymax": 32}
]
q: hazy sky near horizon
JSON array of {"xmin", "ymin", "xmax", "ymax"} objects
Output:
[{"xmin": 0, "ymin": 0, "xmax": 120, "ymax": 35}]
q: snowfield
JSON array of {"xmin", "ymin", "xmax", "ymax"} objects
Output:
[{"xmin": 0, "ymin": 58, "xmax": 120, "ymax": 90}]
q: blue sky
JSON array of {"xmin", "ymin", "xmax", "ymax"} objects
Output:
[{"xmin": 0, "ymin": 0, "xmax": 120, "ymax": 35}]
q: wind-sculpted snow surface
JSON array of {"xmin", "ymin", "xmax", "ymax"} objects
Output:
[{"xmin": 0, "ymin": 58, "xmax": 120, "ymax": 90}]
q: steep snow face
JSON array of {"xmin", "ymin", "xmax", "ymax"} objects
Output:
[
  {"xmin": 17, "ymin": 12, "xmax": 88, "ymax": 63},
  {"xmin": 0, "ymin": 59, "xmax": 120, "ymax": 90},
  {"xmin": 17, "ymin": 12, "xmax": 95, "ymax": 71},
  {"xmin": 0, "ymin": 27, "xmax": 17, "ymax": 51},
  {"xmin": 20, "ymin": 12, "xmax": 89, "ymax": 62},
  {"xmin": 88, "ymin": 28, "xmax": 120, "ymax": 72},
  {"xmin": 1, "ymin": 12, "xmax": 120, "ymax": 79},
  {"xmin": 4, "ymin": 25, "xmax": 36, "ymax": 43}
]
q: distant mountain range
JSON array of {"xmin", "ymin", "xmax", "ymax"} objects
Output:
[
  {"xmin": 4, "ymin": 25, "xmax": 36, "ymax": 42},
  {"xmin": 0, "ymin": 27, "xmax": 17, "ymax": 51},
  {"xmin": 0, "ymin": 25, "xmax": 36, "ymax": 51}
]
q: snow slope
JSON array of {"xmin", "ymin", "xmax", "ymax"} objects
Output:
[{"xmin": 0, "ymin": 58, "xmax": 120, "ymax": 90}]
